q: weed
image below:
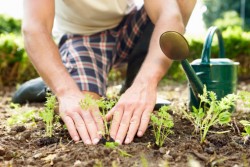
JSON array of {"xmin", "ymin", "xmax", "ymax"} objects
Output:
[
  {"xmin": 39, "ymin": 93, "xmax": 57, "ymax": 137},
  {"xmin": 181, "ymin": 86, "xmax": 238, "ymax": 143},
  {"xmin": 7, "ymin": 102, "xmax": 37, "ymax": 126},
  {"xmin": 150, "ymin": 105, "xmax": 174, "ymax": 147},
  {"xmin": 105, "ymin": 141, "xmax": 132, "ymax": 157},
  {"xmin": 239, "ymin": 120, "xmax": 250, "ymax": 144}
]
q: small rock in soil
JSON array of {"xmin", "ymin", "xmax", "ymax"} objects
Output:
[
  {"xmin": 27, "ymin": 157, "xmax": 36, "ymax": 165},
  {"xmin": 36, "ymin": 136, "xmax": 59, "ymax": 147},
  {"xmin": 20, "ymin": 131, "xmax": 31, "ymax": 140},
  {"xmin": 207, "ymin": 134, "xmax": 228, "ymax": 147},
  {"xmin": 204, "ymin": 146, "xmax": 215, "ymax": 154},
  {"xmin": 0, "ymin": 145, "xmax": 6, "ymax": 156},
  {"xmin": 11, "ymin": 125, "xmax": 26, "ymax": 133},
  {"xmin": 4, "ymin": 150, "xmax": 14, "ymax": 160},
  {"xmin": 33, "ymin": 153, "xmax": 43, "ymax": 159},
  {"xmin": 53, "ymin": 156, "xmax": 63, "ymax": 164},
  {"xmin": 159, "ymin": 147, "xmax": 167, "ymax": 154}
]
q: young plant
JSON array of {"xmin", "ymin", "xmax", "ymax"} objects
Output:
[
  {"xmin": 150, "ymin": 105, "xmax": 174, "ymax": 147},
  {"xmin": 181, "ymin": 86, "xmax": 238, "ymax": 143},
  {"xmin": 79, "ymin": 94, "xmax": 97, "ymax": 110},
  {"xmin": 7, "ymin": 103, "xmax": 37, "ymax": 126},
  {"xmin": 96, "ymin": 97, "xmax": 117, "ymax": 140},
  {"xmin": 239, "ymin": 120, "xmax": 250, "ymax": 144},
  {"xmin": 39, "ymin": 92, "xmax": 57, "ymax": 137},
  {"xmin": 105, "ymin": 141, "xmax": 132, "ymax": 157}
]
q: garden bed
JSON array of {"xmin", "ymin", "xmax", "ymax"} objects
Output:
[{"xmin": 0, "ymin": 80, "xmax": 250, "ymax": 167}]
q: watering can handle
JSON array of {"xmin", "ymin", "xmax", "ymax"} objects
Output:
[{"xmin": 201, "ymin": 26, "xmax": 225, "ymax": 64}]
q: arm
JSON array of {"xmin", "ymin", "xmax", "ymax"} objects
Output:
[
  {"xmin": 23, "ymin": 0, "xmax": 103, "ymax": 144},
  {"xmin": 107, "ymin": 0, "xmax": 196, "ymax": 144}
]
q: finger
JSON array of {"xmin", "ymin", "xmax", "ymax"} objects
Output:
[
  {"xmin": 124, "ymin": 110, "xmax": 143, "ymax": 144},
  {"xmin": 80, "ymin": 109, "xmax": 100, "ymax": 144},
  {"xmin": 71, "ymin": 112, "xmax": 92, "ymax": 144},
  {"xmin": 106, "ymin": 107, "xmax": 116, "ymax": 121},
  {"xmin": 109, "ymin": 105, "xmax": 124, "ymax": 140},
  {"xmin": 61, "ymin": 115, "xmax": 80, "ymax": 142},
  {"xmin": 91, "ymin": 107, "xmax": 104, "ymax": 138},
  {"xmin": 137, "ymin": 110, "xmax": 152, "ymax": 137},
  {"xmin": 114, "ymin": 108, "xmax": 134, "ymax": 145}
]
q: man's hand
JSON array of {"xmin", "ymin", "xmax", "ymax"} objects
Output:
[
  {"xmin": 58, "ymin": 93, "xmax": 104, "ymax": 144},
  {"xmin": 106, "ymin": 82, "xmax": 156, "ymax": 144}
]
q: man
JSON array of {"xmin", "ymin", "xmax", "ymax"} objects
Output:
[{"xmin": 15, "ymin": 0, "xmax": 196, "ymax": 145}]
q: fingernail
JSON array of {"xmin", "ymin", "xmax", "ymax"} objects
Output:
[
  {"xmin": 85, "ymin": 139, "xmax": 91, "ymax": 145},
  {"xmin": 125, "ymin": 138, "xmax": 130, "ymax": 144},
  {"xmin": 137, "ymin": 131, "xmax": 143, "ymax": 137},
  {"xmin": 115, "ymin": 140, "xmax": 121, "ymax": 145},
  {"xmin": 93, "ymin": 138, "xmax": 100, "ymax": 144}
]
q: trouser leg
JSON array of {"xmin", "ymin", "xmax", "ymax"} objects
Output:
[{"xmin": 120, "ymin": 21, "xmax": 154, "ymax": 94}]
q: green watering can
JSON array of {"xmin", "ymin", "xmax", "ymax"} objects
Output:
[{"xmin": 159, "ymin": 26, "xmax": 239, "ymax": 109}]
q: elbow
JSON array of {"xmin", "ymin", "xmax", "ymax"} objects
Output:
[
  {"xmin": 22, "ymin": 21, "xmax": 50, "ymax": 38},
  {"xmin": 158, "ymin": 11, "xmax": 185, "ymax": 34}
]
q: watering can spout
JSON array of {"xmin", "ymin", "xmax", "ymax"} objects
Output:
[{"xmin": 159, "ymin": 31, "xmax": 204, "ymax": 103}]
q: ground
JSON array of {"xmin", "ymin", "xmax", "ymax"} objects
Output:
[{"xmin": 0, "ymin": 80, "xmax": 250, "ymax": 167}]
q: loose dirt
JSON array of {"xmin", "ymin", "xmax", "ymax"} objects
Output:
[{"xmin": 0, "ymin": 80, "xmax": 250, "ymax": 167}]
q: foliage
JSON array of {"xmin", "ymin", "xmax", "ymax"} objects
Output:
[
  {"xmin": 7, "ymin": 103, "xmax": 37, "ymax": 126},
  {"xmin": 181, "ymin": 86, "xmax": 238, "ymax": 143},
  {"xmin": 214, "ymin": 11, "xmax": 242, "ymax": 31},
  {"xmin": 150, "ymin": 105, "xmax": 174, "ymax": 147},
  {"xmin": 239, "ymin": 120, "xmax": 250, "ymax": 144},
  {"xmin": 0, "ymin": 14, "xmax": 21, "ymax": 34},
  {"xmin": 0, "ymin": 33, "xmax": 38, "ymax": 86},
  {"xmin": 202, "ymin": 0, "xmax": 250, "ymax": 30},
  {"xmin": 39, "ymin": 93, "xmax": 57, "ymax": 137}
]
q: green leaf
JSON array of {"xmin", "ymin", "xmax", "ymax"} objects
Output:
[{"xmin": 218, "ymin": 111, "xmax": 231, "ymax": 124}]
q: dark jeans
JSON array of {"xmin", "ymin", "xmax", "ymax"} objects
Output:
[{"xmin": 120, "ymin": 21, "xmax": 154, "ymax": 93}]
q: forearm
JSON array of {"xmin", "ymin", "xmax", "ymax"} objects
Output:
[
  {"xmin": 23, "ymin": 30, "xmax": 80, "ymax": 97},
  {"xmin": 133, "ymin": 0, "xmax": 196, "ymax": 87},
  {"xmin": 134, "ymin": 3, "xmax": 185, "ymax": 87}
]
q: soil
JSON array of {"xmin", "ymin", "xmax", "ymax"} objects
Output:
[{"xmin": 0, "ymin": 80, "xmax": 250, "ymax": 167}]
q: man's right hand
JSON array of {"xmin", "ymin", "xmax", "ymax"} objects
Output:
[{"xmin": 58, "ymin": 93, "xmax": 104, "ymax": 144}]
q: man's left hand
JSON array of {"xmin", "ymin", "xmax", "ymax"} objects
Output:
[{"xmin": 106, "ymin": 82, "xmax": 156, "ymax": 144}]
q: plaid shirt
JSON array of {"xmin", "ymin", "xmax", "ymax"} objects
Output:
[{"xmin": 59, "ymin": 7, "xmax": 150, "ymax": 96}]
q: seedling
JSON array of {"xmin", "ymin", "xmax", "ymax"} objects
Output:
[
  {"xmin": 181, "ymin": 86, "xmax": 238, "ymax": 143},
  {"xmin": 150, "ymin": 105, "xmax": 174, "ymax": 147},
  {"xmin": 105, "ymin": 141, "xmax": 132, "ymax": 157},
  {"xmin": 79, "ymin": 94, "xmax": 97, "ymax": 110},
  {"xmin": 7, "ymin": 102, "xmax": 37, "ymax": 126},
  {"xmin": 39, "ymin": 93, "xmax": 57, "ymax": 137},
  {"xmin": 239, "ymin": 120, "xmax": 250, "ymax": 144},
  {"xmin": 96, "ymin": 97, "xmax": 117, "ymax": 140}
]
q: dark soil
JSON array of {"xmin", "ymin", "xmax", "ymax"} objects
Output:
[{"xmin": 0, "ymin": 80, "xmax": 250, "ymax": 167}]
